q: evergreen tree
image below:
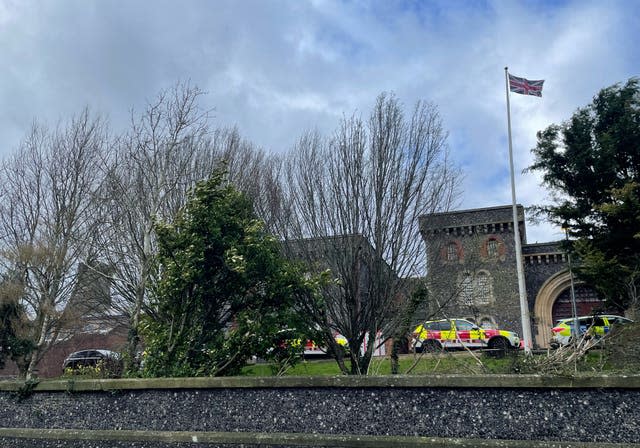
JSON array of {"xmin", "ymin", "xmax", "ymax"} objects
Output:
[
  {"xmin": 141, "ymin": 170, "xmax": 315, "ymax": 376},
  {"xmin": 527, "ymin": 78, "xmax": 640, "ymax": 312},
  {"xmin": 0, "ymin": 278, "xmax": 34, "ymax": 372}
]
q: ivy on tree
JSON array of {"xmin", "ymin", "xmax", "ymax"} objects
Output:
[
  {"xmin": 141, "ymin": 170, "xmax": 315, "ymax": 377},
  {"xmin": 0, "ymin": 281, "xmax": 34, "ymax": 373},
  {"xmin": 527, "ymin": 78, "xmax": 640, "ymax": 312}
]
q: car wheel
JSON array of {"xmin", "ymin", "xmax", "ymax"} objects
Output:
[
  {"xmin": 487, "ymin": 337, "xmax": 510, "ymax": 358},
  {"xmin": 423, "ymin": 340, "xmax": 442, "ymax": 353}
]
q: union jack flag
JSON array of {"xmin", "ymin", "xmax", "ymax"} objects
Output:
[{"xmin": 508, "ymin": 74, "xmax": 544, "ymax": 97}]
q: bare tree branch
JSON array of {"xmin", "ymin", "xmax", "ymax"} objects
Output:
[{"xmin": 280, "ymin": 93, "xmax": 461, "ymax": 374}]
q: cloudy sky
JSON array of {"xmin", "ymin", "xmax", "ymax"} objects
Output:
[{"xmin": 0, "ymin": 0, "xmax": 638, "ymax": 243}]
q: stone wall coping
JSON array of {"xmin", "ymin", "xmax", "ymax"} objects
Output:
[
  {"xmin": 0, "ymin": 428, "xmax": 634, "ymax": 447},
  {"xmin": 2, "ymin": 374, "xmax": 640, "ymax": 392}
]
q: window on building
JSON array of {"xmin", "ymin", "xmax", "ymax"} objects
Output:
[
  {"xmin": 458, "ymin": 271, "xmax": 494, "ymax": 306},
  {"xmin": 447, "ymin": 242, "xmax": 458, "ymax": 261},
  {"xmin": 460, "ymin": 273, "xmax": 474, "ymax": 306},
  {"xmin": 475, "ymin": 272, "xmax": 491, "ymax": 305},
  {"xmin": 487, "ymin": 239, "xmax": 499, "ymax": 258}
]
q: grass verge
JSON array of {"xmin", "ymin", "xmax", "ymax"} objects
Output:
[{"xmin": 241, "ymin": 352, "xmax": 525, "ymax": 376}]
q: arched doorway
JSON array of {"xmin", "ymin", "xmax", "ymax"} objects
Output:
[
  {"xmin": 551, "ymin": 285, "xmax": 605, "ymax": 324},
  {"xmin": 533, "ymin": 271, "xmax": 606, "ymax": 348}
]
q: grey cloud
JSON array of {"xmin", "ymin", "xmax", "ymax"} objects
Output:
[{"xmin": 0, "ymin": 0, "xmax": 638, "ymax": 242}]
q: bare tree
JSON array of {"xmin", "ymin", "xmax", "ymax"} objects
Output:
[
  {"xmin": 211, "ymin": 127, "xmax": 291, "ymax": 235},
  {"xmin": 281, "ymin": 93, "xmax": 460, "ymax": 374},
  {"xmin": 93, "ymin": 82, "xmax": 286, "ymax": 368},
  {"xmin": 624, "ymin": 267, "xmax": 639, "ymax": 321},
  {"xmin": 95, "ymin": 82, "xmax": 218, "ymax": 365},
  {"xmin": 0, "ymin": 110, "xmax": 108, "ymax": 378}
]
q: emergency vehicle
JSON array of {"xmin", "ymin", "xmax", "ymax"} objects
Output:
[
  {"xmin": 302, "ymin": 334, "xmax": 348, "ymax": 356},
  {"xmin": 411, "ymin": 318, "xmax": 520, "ymax": 354},
  {"xmin": 550, "ymin": 314, "xmax": 633, "ymax": 348}
]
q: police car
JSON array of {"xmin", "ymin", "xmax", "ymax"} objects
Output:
[
  {"xmin": 550, "ymin": 314, "xmax": 633, "ymax": 348},
  {"xmin": 411, "ymin": 318, "xmax": 520, "ymax": 355}
]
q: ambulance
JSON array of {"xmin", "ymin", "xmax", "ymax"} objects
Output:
[
  {"xmin": 303, "ymin": 334, "xmax": 348, "ymax": 356},
  {"xmin": 411, "ymin": 318, "xmax": 520, "ymax": 354}
]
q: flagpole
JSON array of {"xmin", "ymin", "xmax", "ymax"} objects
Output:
[{"xmin": 505, "ymin": 66, "xmax": 533, "ymax": 354}]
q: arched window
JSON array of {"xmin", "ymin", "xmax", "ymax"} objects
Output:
[
  {"xmin": 487, "ymin": 239, "xmax": 499, "ymax": 258},
  {"xmin": 447, "ymin": 242, "xmax": 459, "ymax": 261},
  {"xmin": 460, "ymin": 272, "xmax": 474, "ymax": 306},
  {"xmin": 475, "ymin": 272, "xmax": 491, "ymax": 305},
  {"xmin": 482, "ymin": 237, "xmax": 505, "ymax": 261},
  {"xmin": 458, "ymin": 271, "xmax": 494, "ymax": 306}
]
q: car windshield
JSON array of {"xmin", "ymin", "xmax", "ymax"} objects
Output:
[{"xmin": 609, "ymin": 316, "xmax": 633, "ymax": 325}]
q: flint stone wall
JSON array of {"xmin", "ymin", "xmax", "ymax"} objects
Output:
[{"xmin": 0, "ymin": 375, "xmax": 638, "ymax": 447}]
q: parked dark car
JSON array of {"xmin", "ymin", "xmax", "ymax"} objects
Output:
[{"xmin": 62, "ymin": 349, "xmax": 122, "ymax": 376}]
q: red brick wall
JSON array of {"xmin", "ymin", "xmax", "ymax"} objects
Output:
[{"xmin": 0, "ymin": 325, "xmax": 128, "ymax": 379}]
